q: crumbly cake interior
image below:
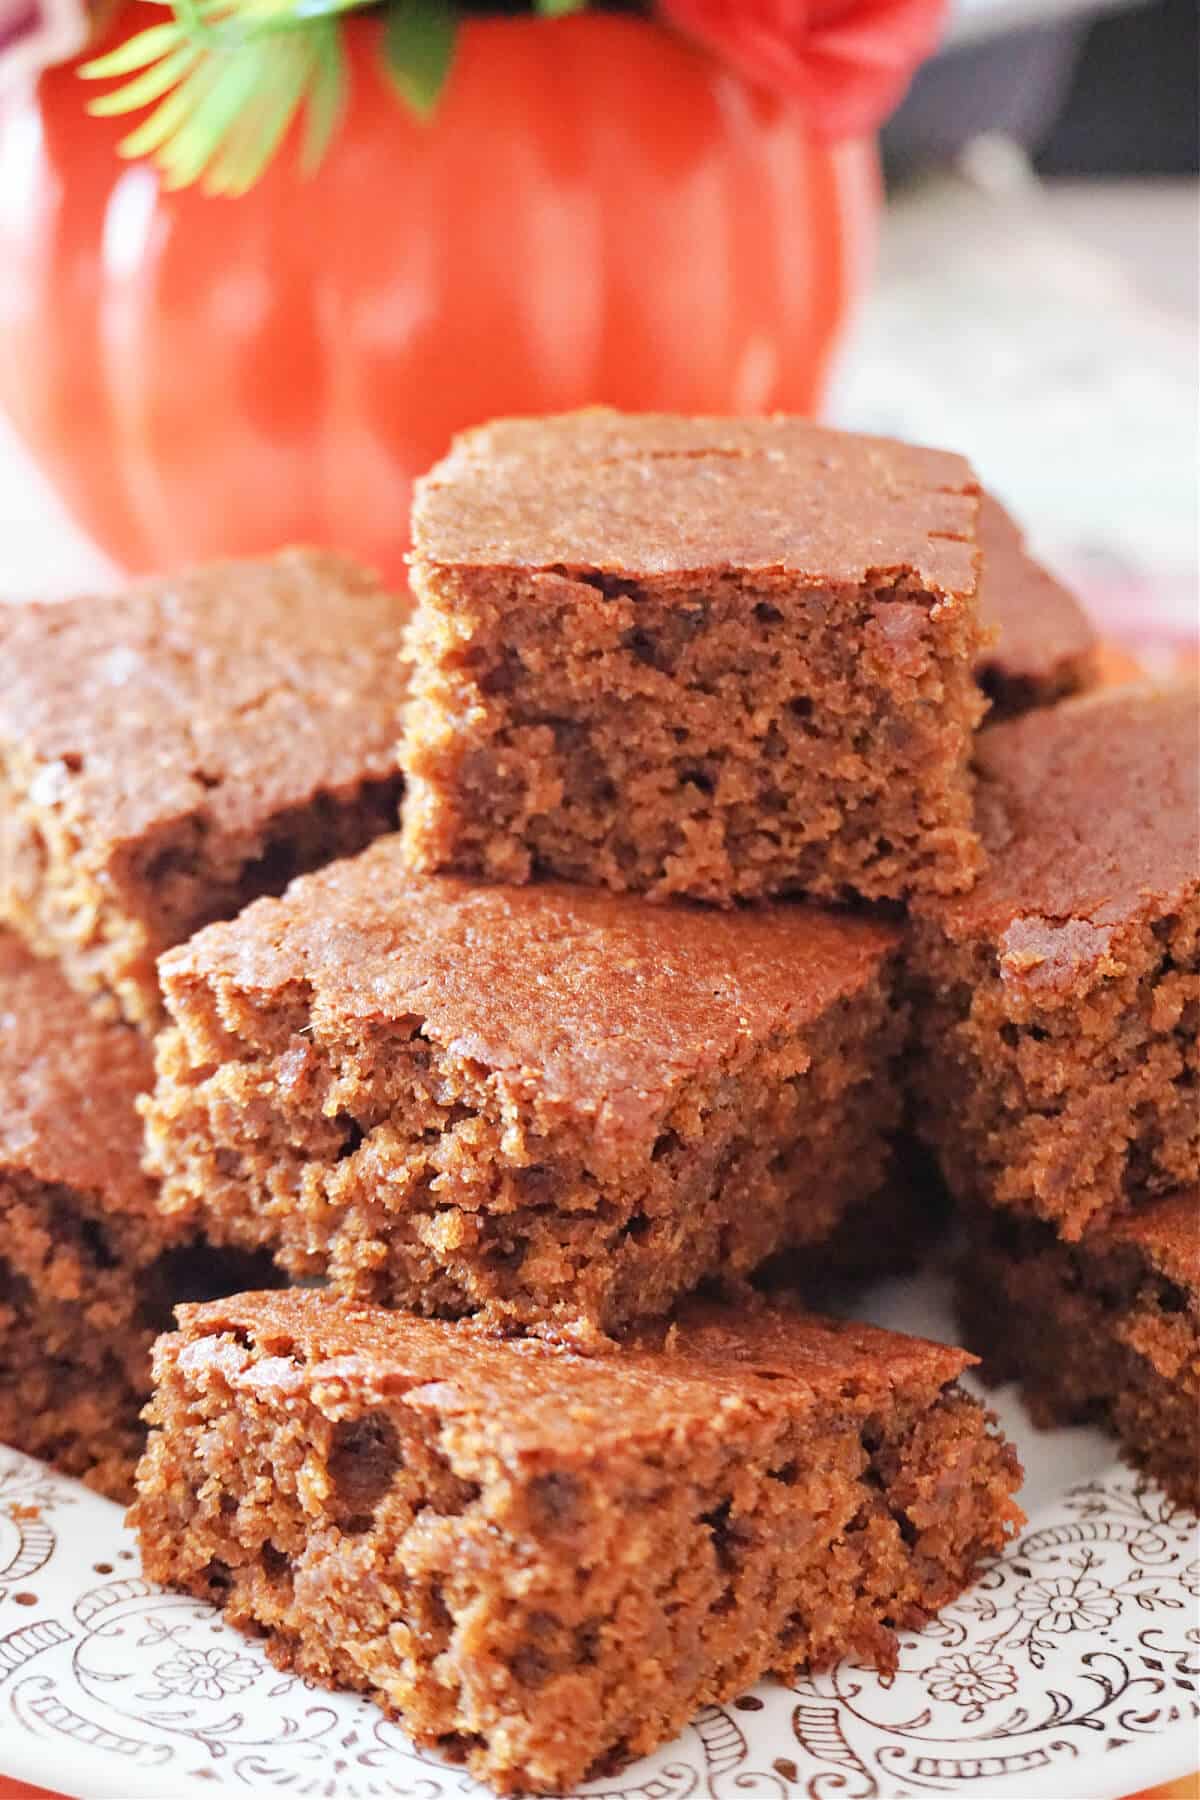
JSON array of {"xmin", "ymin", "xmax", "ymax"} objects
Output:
[
  {"xmin": 911, "ymin": 898, "xmax": 1199, "ymax": 1239},
  {"xmin": 145, "ymin": 972, "xmax": 905, "ymax": 1332},
  {"xmin": 403, "ymin": 565, "xmax": 985, "ymax": 905},
  {"xmin": 0, "ymin": 1171, "xmax": 154, "ymax": 1499},
  {"xmin": 0, "ymin": 1315, "xmax": 146, "ymax": 1501},
  {"xmin": 0, "ymin": 753, "xmax": 402, "ymax": 1027},
  {"xmin": 0, "ymin": 1166, "xmax": 277, "ymax": 1498},
  {"xmin": 132, "ymin": 1301, "xmax": 1022, "ymax": 1796},
  {"xmin": 961, "ymin": 1204, "xmax": 1199, "ymax": 1510},
  {"xmin": 754, "ymin": 1146, "xmax": 953, "ymax": 1298},
  {"xmin": 910, "ymin": 683, "xmax": 1199, "ymax": 1238}
]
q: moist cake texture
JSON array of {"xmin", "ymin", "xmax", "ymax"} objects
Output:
[
  {"xmin": 145, "ymin": 834, "xmax": 908, "ymax": 1334},
  {"xmin": 0, "ymin": 550, "xmax": 409, "ymax": 1026},
  {"xmin": 401, "ymin": 410, "xmax": 986, "ymax": 905},
  {"xmin": 0, "ymin": 928, "xmax": 168, "ymax": 1495},
  {"xmin": 131, "ymin": 1289, "xmax": 1023, "ymax": 1795},
  {"xmin": 960, "ymin": 1192, "xmax": 1199, "ymax": 1510},
  {"xmin": 0, "ymin": 931, "xmax": 275, "ymax": 1499},
  {"xmin": 909, "ymin": 683, "xmax": 1199, "ymax": 1239},
  {"xmin": 754, "ymin": 1144, "xmax": 953, "ymax": 1300},
  {"xmin": 975, "ymin": 494, "xmax": 1098, "ymax": 718}
]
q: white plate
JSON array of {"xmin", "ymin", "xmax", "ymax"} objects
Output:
[{"xmin": 0, "ymin": 1268, "xmax": 1196, "ymax": 1800}]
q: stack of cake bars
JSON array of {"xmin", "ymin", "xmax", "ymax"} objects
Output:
[{"xmin": 0, "ymin": 412, "xmax": 1194, "ymax": 1798}]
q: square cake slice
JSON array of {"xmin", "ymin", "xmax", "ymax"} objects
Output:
[
  {"xmin": 909, "ymin": 682, "xmax": 1199, "ymax": 1239},
  {"xmin": 0, "ymin": 932, "xmax": 275, "ymax": 1498},
  {"xmin": 0, "ymin": 549, "xmax": 409, "ymax": 1026},
  {"xmin": 131, "ymin": 1290, "xmax": 1023, "ymax": 1796},
  {"xmin": 145, "ymin": 835, "xmax": 908, "ymax": 1333},
  {"xmin": 401, "ymin": 409, "xmax": 985, "ymax": 904},
  {"xmin": 960, "ymin": 1193, "xmax": 1198, "ymax": 1510},
  {"xmin": 974, "ymin": 494, "xmax": 1099, "ymax": 719}
]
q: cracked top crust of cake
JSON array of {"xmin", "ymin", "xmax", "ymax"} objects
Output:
[
  {"xmin": 918, "ymin": 682, "xmax": 1198, "ymax": 957},
  {"xmin": 975, "ymin": 494, "xmax": 1096, "ymax": 688},
  {"xmin": 160, "ymin": 836, "xmax": 900, "ymax": 1138},
  {"xmin": 0, "ymin": 930, "xmax": 157, "ymax": 1216},
  {"xmin": 0, "ymin": 549, "xmax": 410, "ymax": 850},
  {"xmin": 168, "ymin": 1288, "xmax": 972, "ymax": 1452},
  {"xmin": 413, "ymin": 409, "xmax": 980, "ymax": 598}
]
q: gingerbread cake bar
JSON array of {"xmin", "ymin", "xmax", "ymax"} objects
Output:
[
  {"xmin": 402, "ymin": 409, "xmax": 986, "ymax": 905},
  {"xmin": 909, "ymin": 682, "xmax": 1198, "ymax": 1239},
  {"xmin": 974, "ymin": 493, "xmax": 1098, "ymax": 718},
  {"xmin": 145, "ymin": 834, "xmax": 908, "ymax": 1333},
  {"xmin": 131, "ymin": 1289, "xmax": 1023, "ymax": 1796},
  {"xmin": 0, "ymin": 931, "xmax": 274, "ymax": 1499},
  {"xmin": 961, "ymin": 1192, "xmax": 1198, "ymax": 1510},
  {"xmin": 0, "ymin": 549, "xmax": 409, "ymax": 1026}
]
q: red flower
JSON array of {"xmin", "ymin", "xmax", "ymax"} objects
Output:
[{"xmin": 659, "ymin": 0, "xmax": 949, "ymax": 139}]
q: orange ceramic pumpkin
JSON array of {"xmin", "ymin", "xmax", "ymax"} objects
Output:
[{"xmin": 0, "ymin": 5, "xmax": 878, "ymax": 583}]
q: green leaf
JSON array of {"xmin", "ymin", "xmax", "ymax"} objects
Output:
[
  {"xmin": 80, "ymin": 20, "xmax": 187, "ymax": 80},
  {"xmin": 158, "ymin": 39, "xmax": 272, "ymax": 187},
  {"xmin": 117, "ymin": 52, "xmax": 227, "ymax": 158},
  {"xmin": 174, "ymin": 0, "xmax": 215, "ymax": 33},
  {"xmin": 86, "ymin": 43, "xmax": 200, "ymax": 117},
  {"xmin": 380, "ymin": 0, "xmax": 456, "ymax": 122},
  {"xmin": 76, "ymin": 0, "xmax": 369, "ymax": 195},
  {"xmin": 534, "ymin": 0, "xmax": 586, "ymax": 14},
  {"xmin": 206, "ymin": 34, "xmax": 312, "ymax": 193},
  {"xmin": 76, "ymin": 0, "xmax": 464, "ymax": 193},
  {"xmin": 301, "ymin": 21, "xmax": 347, "ymax": 171}
]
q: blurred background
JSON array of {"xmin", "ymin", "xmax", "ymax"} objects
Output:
[
  {"xmin": 0, "ymin": 0, "xmax": 1196, "ymax": 672},
  {"xmin": 845, "ymin": 0, "xmax": 1198, "ymax": 668}
]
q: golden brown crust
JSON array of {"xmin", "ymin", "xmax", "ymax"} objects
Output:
[
  {"xmin": 417, "ymin": 409, "xmax": 980, "ymax": 596},
  {"xmin": 975, "ymin": 495, "xmax": 1098, "ymax": 715},
  {"xmin": 0, "ymin": 549, "xmax": 409, "ymax": 1024},
  {"xmin": 160, "ymin": 837, "xmax": 900, "ymax": 1132},
  {"xmin": 0, "ymin": 550, "xmax": 408, "ymax": 846},
  {"xmin": 174, "ymin": 1288, "xmax": 973, "ymax": 1447},
  {"xmin": 921, "ymin": 682, "xmax": 1198, "ymax": 949}
]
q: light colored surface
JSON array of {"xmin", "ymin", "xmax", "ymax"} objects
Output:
[
  {"xmin": 0, "ymin": 409, "xmax": 115, "ymax": 599},
  {"xmin": 1046, "ymin": 177, "xmax": 1199, "ymax": 324},
  {"xmin": 950, "ymin": 0, "xmax": 1144, "ymax": 46},
  {"xmin": 0, "ymin": 1263, "xmax": 1197, "ymax": 1800},
  {"xmin": 0, "ymin": 0, "xmax": 87, "ymax": 91},
  {"xmin": 830, "ymin": 170, "xmax": 1199, "ymax": 646}
]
